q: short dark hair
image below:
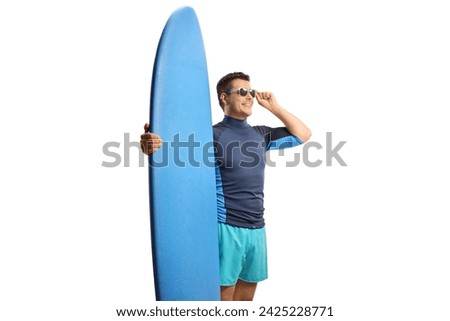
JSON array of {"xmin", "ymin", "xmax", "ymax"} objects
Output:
[{"xmin": 216, "ymin": 72, "xmax": 250, "ymax": 109}]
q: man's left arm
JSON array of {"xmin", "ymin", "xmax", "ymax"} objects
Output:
[{"xmin": 256, "ymin": 91, "xmax": 312, "ymax": 142}]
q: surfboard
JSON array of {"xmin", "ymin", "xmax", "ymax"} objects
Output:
[{"xmin": 148, "ymin": 7, "xmax": 220, "ymax": 301}]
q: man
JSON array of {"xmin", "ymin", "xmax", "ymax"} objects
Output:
[{"xmin": 141, "ymin": 72, "xmax": 311, "ymax": 300}]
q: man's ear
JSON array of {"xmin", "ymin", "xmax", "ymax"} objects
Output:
[{"xmin": 220, "ymin": 92, "xmax": 228, "ymax": 106}]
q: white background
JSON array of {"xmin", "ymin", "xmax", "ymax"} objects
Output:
[{"xmin": 1, "ymin": 0, "xmax": 449, "ymax": 320}]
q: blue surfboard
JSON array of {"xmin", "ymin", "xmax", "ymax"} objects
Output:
[{"xmin": 148, "ymin": 7, "xmax": 220, "ymax": 301}]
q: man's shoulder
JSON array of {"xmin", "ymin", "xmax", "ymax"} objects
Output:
[
  {"xmin": 212, "ymin": 122, "xmax": 227, "ymax": 140},
  {"xmin": 213, "ymin": 121, "xmax": 226, "ymax": 132},
  {"xmin": 251, "ymin": 125, "xmax": 272, "ymax": 135}
]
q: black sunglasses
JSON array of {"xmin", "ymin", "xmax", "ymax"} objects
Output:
[{"xmin": 227, "ymin": 87, "xmax": 256, "ymax": 98}]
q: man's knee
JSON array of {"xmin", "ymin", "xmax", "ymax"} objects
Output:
[
  {"xmin": 221, "ymin": 285, "xmax": 235, "ymax": 301},
  {"xmin": 233, "ymin": 280, "xmax": 257, "ymax": 301}
]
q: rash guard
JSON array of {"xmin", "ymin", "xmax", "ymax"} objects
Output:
[{"xmin": 213, "ymin": 116, "xmax": 302, "ymax": 229}]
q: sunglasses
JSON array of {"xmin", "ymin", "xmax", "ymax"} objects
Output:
[{"xmin": 227, "ymin": 87, "xmax": 256, "ymax": 98}]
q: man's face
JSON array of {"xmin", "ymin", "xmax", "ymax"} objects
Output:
[{"xmin": 223, "ymin": 79, "xmax": 255, "ymax": 120}]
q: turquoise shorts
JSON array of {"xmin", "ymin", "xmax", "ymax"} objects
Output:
[{"xmin": 218, "ymin": 223, "xmax": 268, "ymax": 286}]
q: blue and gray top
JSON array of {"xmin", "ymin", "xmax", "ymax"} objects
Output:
[{"xmin": 213, "ymin": 116, "xmax": 302, "ymax": 229}]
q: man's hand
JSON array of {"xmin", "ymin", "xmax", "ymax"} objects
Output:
[
  {"xmin": 255, "ymin": 91, "xmax": 281, "ymax": 114},
  {"xmin": 140, "ymin": 123, "xmax": 162, "ymax": 155},
  {"xmin": 256, "ymin": 91, "xmax": 312, "ymax": 143}
]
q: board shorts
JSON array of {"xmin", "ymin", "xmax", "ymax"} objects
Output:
[{"xmin": 218, "ymin": 223, "xmax": 268, "ymax": 286}]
